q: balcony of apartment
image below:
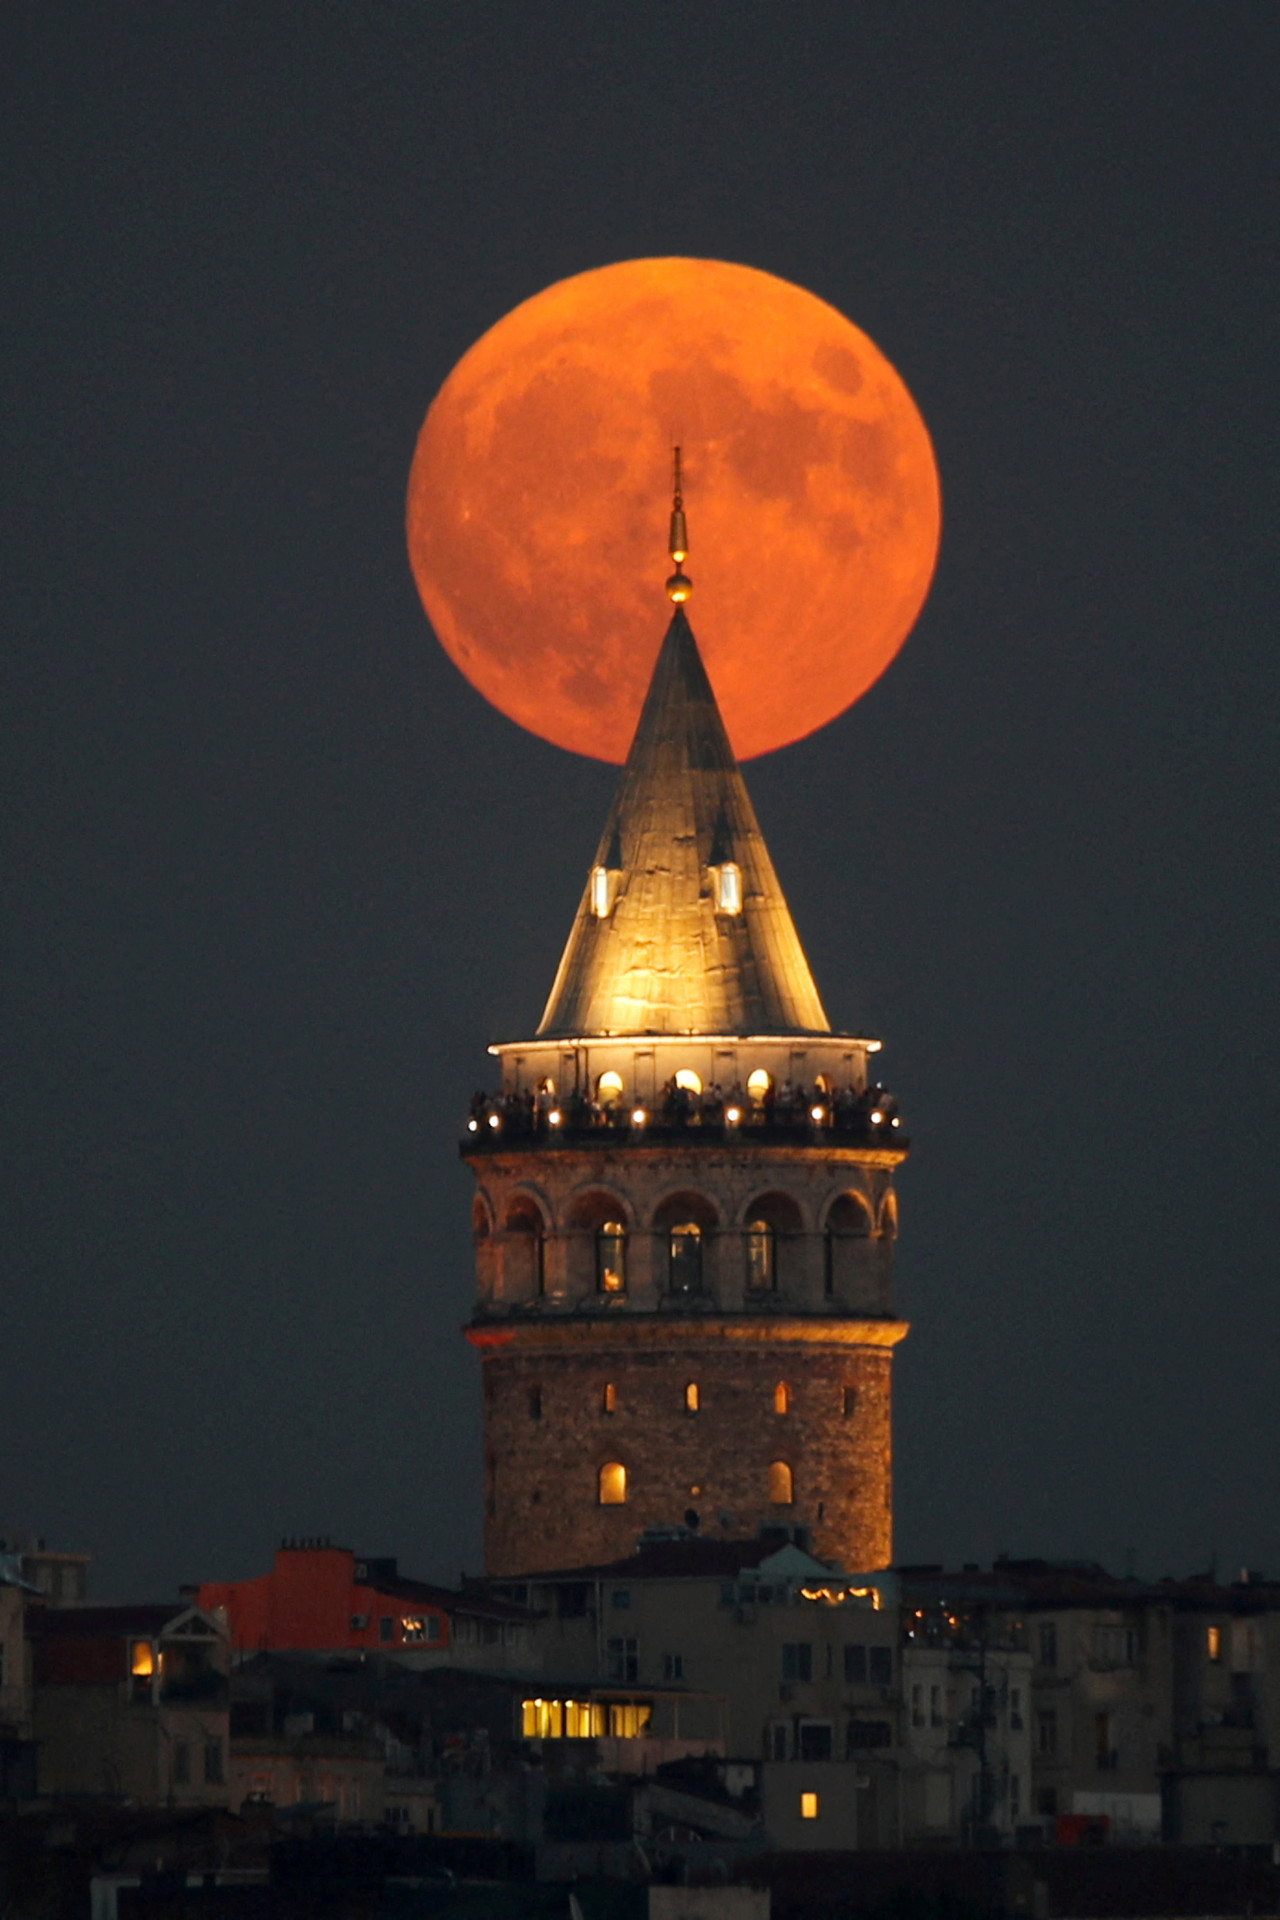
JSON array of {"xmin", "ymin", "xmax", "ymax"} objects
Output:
[{"xmin": 463, "ymin": 1082, "xmax": 907, "ymax": 1155}]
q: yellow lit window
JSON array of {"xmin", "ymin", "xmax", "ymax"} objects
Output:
[
  {"xmin": 801, "ymin": 1791, "xmax": 819, "ymax": 1820},
  {"xmin": 131, "ymin": 1640, "xmax": 154, "ymax": 1678},
  {"xmin": 769, "ymin": 1460, "xmax": 794, "ymax": 1506},
  {"xmin": 747, "ymin": 1221, "xmax": 776, "ymax": 1290},
  {"xmin": 747, "ymin": 1068, "xmax": 771, "ymax": 1100},
  {"xmin": 674, "ymin": 1069, "xmax": 702, "ymax": 1094},
  {"xmin": 597, "ymin": 1070, "xmax": 624, "ymax": 1103},
  {"xmin": 602, "ymin": 1381, "xmax": 617, "ymax": 1415},
  {"xmin": 596, "ymin": 1223, "xmax": 626, "ymax": 1293},
  {"xmin": 714, "ymin": 862, "xmax": 742, "ymax": 914},
  {"xmin": 590, "ymin": 866, "xmax": 611, "ymax": 917},
  {"xmin": 774, "ymin": 1381, "xmax": 790, "ymax": 1415},
  {"xmin": 607, "ymin": 1703, "xmax": 653, "ymax": 1738},
  {"xmin": 599, "ymin": 1461, "xmax": 627, "ymax": 1505},
  {"xmin": 1207, "ymin": 1625, "xmax": 1222, "ymax": 1661},
  {"xmin": 685, "ymin": 1382, "xmax": 699, "ymax": 1412}
]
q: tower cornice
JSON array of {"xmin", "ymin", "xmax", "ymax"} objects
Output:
[{"xmin": 466, "ymin": 1316, "xmax": 910, "ymax": 1352}]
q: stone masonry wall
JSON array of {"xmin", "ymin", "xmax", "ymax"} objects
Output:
[{"xmin": 479, "ymin": 1330, "xmax": 895, "ymax": 1575}]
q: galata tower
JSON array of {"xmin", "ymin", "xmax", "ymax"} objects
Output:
[{"xmin": 464, "ymin": 470, "xmax": 909, "ymax": 1575}]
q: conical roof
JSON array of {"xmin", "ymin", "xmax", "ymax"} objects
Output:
[{"xmin": 537, "ymin": 608, "xmax": 830, "ymax": 1038}]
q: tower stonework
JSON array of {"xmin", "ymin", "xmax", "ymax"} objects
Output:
[{"xmin": 463, "ymin": 590, "xmax": 908, "ymax": 1577}]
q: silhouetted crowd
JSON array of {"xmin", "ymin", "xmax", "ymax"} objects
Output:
[{"xmin": 465, "ymin": 1077, "xmax": 901, "ymax": 1141}]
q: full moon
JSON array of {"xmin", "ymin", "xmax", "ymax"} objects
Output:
[{"xmin": 407, "ymin": 258, "xmax": 940, "ymax": 762}]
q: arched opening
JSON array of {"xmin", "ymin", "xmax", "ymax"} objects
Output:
[
  {"xmin": 602, "ymin": 1381, "xmax": 617, "ymax": 1415},
  {"xmin": 472, "ymin": 1197, "xmax": 492, "ymax": 1242},
  {"xmin": 674, "ymin": 1069, "xmax": 702, "ymax": 1094},
  {"xmin": 504, "ymin": 1196, "xmax": 546, "ymax": 1297},
  {"xmin": 684, "ymin": 1382, "xmax": 700, "ymax": 1413},
  {"xmin": 536, "ymin": 1077, "xmax": 556, "ymax": 1097},
  {"xmin": 824, "ymin": 1191, "xmax": 872, "ymax": 1298},
  {"xmin": 747, "ymin": 1068, "xmax": 771, "ymax": 1101},
  {"xmin": 597, "ymin": 1070, "xmax": 624, "ymax": 1106},
  {"xmin": 774, "ymin": 1381, "xmax": 791, "ymax": 1415},
  {"xmin": 654, "ymin": 1192, "xmax": 718, "ymax": 1295},
  {"xmin": 598, "ymin": 1462, "xmax": 627, "ymax": 1505},
  {"xmin": 768, "ymin": 1460, "xmax": 794, "ymax": 1506},
  {"xmin": 744, "ymin": 1193, "xmax": 803, "ymax": 1292},
  {"xmin": 879, "ymin": 1191, "xmax": 899, "ymax": 1238},
  {"xmin": 668, "ymin": 1223, "xmax": 702, "ymax": 1292},
  {"xmin": 567, "ymin": 1191, "xmax": 630, "ymax": 1296},
  {"xmin": 595, "ymin": 1222, "xmax": 627, "ymax": 1294}
]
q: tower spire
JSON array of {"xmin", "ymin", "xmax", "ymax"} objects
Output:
[{"xmin": 666, "ymin": 447, "xmax": 692, "ymax": 604}]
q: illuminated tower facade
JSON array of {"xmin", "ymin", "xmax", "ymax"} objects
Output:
[{"xmin": 464, "ymin": 480, "xmax": 908, "ymax": 1576}]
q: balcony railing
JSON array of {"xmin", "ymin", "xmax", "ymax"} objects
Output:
[{"xmin": 464, "ymin": 1086, "xmax": 906, "ymax": 1153}]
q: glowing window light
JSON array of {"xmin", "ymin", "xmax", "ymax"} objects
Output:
[
  {"xmin": 590, "ymin": 866, "xmax": 611, "ymax": 918},
  {"xmin": 768, "ymin": 1460, "xmax": 794, "ymax": 1505},
  {"xmin": 1207, "ymin": 1625, "xmax": 1222, "ymax": 1661},
  {"xmin": 596, "ymin": 1224, "xmax": 626, "ymax": 1293},
  {"xmin": 747, "ymin": 1069, "xmax": 771, "ymax": 1099},
  {"xmin": 747, "ymin": 1220, "xmax": 775, "ymax": 1291},
  {"xmin": 684, "ymin": 1382, "xmax": 699, "ymax": 1412},
  {"xmin": 602, "ymin": 1381, "xmax": 617, "ymax": 1414},
  {"xmin": 801, "ymin": 1791, "xmax": 819, "ymax": 1819},
  {"xmin": 599, "ymin": 1461, "xmax": 627, "ymax": 1505},
  {"xmin": 598, "ymin": 1070, "xmax": 624, "ymax": 1102},
  {"xmin": 608, "ymin": 1702, "xmax": 653, "ymax": 1738},
  {"xmin": 714, "ymin": 863, "xmax": 742, "ymax": 914},
  {"xmin": 130, "ymin": 1640, "xmax": 154, "ymax": 1679},
  {"xmin": 674, "ymin": 1069, "xmax": 701, "ymax": 1094},
  {"xmin": 773, "ymin": 1381, "xmax": 790, "ymax": 1415}
]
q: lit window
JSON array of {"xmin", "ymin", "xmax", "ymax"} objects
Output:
[
  {"xmin": 602, "ymin": 1381, "xmax": 617, "ymax": 1415},
  {"xmin": 130, "ymin": 1640, "xmax": 154, "ymax": 1679},
  {"xmin": 674, "ymin": 1069, "xmax": 702, "ymax": 1094},
  {"xmin": 1207, "ymin": 1625, "xmax": 1222, "ymax": 1662},
  {"xmin": 668, "ymin": 1221, "xmax": 703, "ymax": 1291},
  {"xmin": 747, "ymin": 1220, "xmax": 775, "ymax": 1290},
  {"xmin": 599, "ymin": 1461, "xmax": 627, "ymax": 1505},
  {"xmin": 774, "ymin": 1382, "xmax": 790, "ymax": 1415},
  {"xmin": 684, "ymin": 1382, "xmax": 699, "ymax": 1412},
  {"xmin": 608, "ymin": 1701, "xmax": 651, "ymax": 1737},
  {"xmin": 598, "ymin": 1070, "xmax": 624, "ymax": 1103},
  {"xmin": 714, "ymin": 863, "xmax": 743, "ymax": 914},
  {"xmin": 769, "ymin": 1460, "xmax": 794, "ymax": 1505},
  {"xmin": 747, "ymin": 1068, "xmax": 771, "ymax": 1099},
  {"xmin": 596, "ymin": 1222, "xmax": 627, "ymax": 1293},
  {"xmin": 801, "ymin": 1792, "xmax": 819, "ymax": 1820},
  {"xmin": 402, "ymin": 1617, "xmax": 427, "ymax": 1642},
  {"xmin": 590, "ymin": 866, "xmax": 611, "ymax": 917}
]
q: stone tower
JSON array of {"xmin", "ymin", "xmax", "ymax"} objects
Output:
[{"xmin": 464, "ymin": 482, "xmax": 908, "ymax": 1576}]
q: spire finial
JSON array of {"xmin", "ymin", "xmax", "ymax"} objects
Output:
[{"xmin": 666, "ymin": 446, "xmax": 692, "ymax": 603}]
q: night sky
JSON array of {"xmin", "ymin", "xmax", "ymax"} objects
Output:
[{"xmin": 4, "ymin": 4, "xmax": 1278, "ymax": 1601}]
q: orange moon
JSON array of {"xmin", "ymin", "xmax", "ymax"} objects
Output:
[{"xmin": 407, "ymin": 258, "xmax": 940, "ymax": 762}]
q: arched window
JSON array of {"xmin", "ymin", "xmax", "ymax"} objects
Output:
[
  {"xmin": 597, "ymin": 1070, "xmax": 624, "ymax": 1105},
  {"xmin": 602, "ymin": 1382, "xmax": 617, "ymax": 1415},
  {"xmin": 747, "ymin": 1069, "xmax": 771, "ymax": 1101},
  {"xmin": 774, "ymin": 1381, "xmax": 790, "ymax": 1415},
  {"xmin": 505, "ymin": 1197, "xmax": 546, "ymax": 1297},
  {"xmin": 746, "ymin": 1219, "xmax": 775, "ymax": 1290},
  {"xmin": 744, "ymin": 1193, "xmax": 802, "ymax": 1292},
  {"xmin": 768, "ymin": 1460, "xmax": 794, "ymax": 1506},
  {"xmin": 675, "ymin": 1068, "xmax": 702, "ymax": 1094},
  {"xmin": 598, "ymin": 1462, "xmax": 627, "ymax": 1505},
  {"xmin": 668, "ymin": 1222, "xmax": 702, "ymax": 1292},
  {"xmin": 713, "ymin": 862, "xmax": 742, "ymax": 914},
  {"xmin": 824, "ymin": 1192, "xmax": 872, "ymax": 1297},
  {"xmin": 684, "ymin": 1382, "xmax": 700, "ymax": 1413},
  {"xmin": 879, "ymin": 1191, "xmax": 899, "ymax": 1238},
  {"xmin": 596, "ymin": 1222, "xmax": 626, "ymax": 1293},
  {"xmin": 472, "ymin": 1197, "xmax": 491, "ymax": 1242}
]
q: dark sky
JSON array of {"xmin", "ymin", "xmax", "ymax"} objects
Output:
[{"xmin": 4, "ymin": 3, "xmax": 1278, "ymax": 1601}]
